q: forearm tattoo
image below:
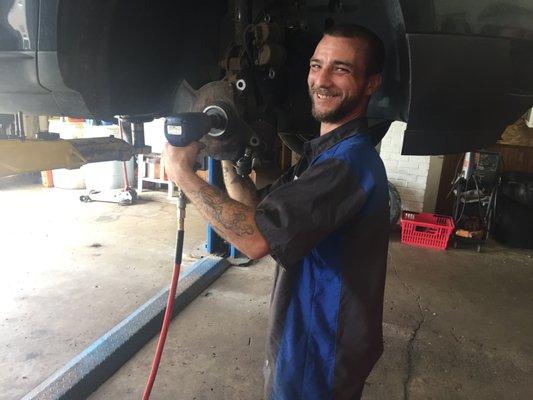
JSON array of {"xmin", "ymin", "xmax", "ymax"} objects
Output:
[
  {"xmin": 222, "ymin": 164, "xmax": 259, "ymax": 202},
  {"xmin": 189, "ymin": 184, "xmax": 255, "ymax": 237}
]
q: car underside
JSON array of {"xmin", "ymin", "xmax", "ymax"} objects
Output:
[{"xmin": 0, "ymin": 0, "xmax": 532, "ymax": 156}]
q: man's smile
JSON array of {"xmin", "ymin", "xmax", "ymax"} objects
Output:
[
  {"xmin": 312, "ymin": 89, "xmax": 341, "ymax": 102},
  {"xmin": 316, "ymin": 93, "xmax": 337, "ymax": 100}
]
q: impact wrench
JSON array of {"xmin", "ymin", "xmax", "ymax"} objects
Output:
[{"xmin": 142, "ymin": 110, "xmax": 228, "ymax": 399}]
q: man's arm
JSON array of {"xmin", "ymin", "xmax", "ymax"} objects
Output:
[
  {"xmin": 221, "ymin": 160, "xmax": 260, "ymax": 208},
  {"xmin": 163, "ymin": 143, "xmax": 270, "ymax": 260}
]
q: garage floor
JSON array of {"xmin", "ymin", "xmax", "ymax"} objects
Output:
[{"xmin": 1, "ymin": 184, "xmax": 532, "ymax": 400}]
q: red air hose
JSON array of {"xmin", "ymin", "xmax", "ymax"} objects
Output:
[
  {"xmin": 142, "ymin": 261, "xmax": 181, "ymax": 400},
  {"xmin": 142, "ymin": 191, "xmax": 186, "ymax": 399}
]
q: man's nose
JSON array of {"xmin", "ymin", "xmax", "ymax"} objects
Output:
[{"xmin": 314, "ymin": 68, "xmax": 332, "ymax": 88}]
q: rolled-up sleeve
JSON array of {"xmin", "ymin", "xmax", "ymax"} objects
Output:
[{"xmin": 254, "ymin": 157, "xmax": 373, "ymax": 268}]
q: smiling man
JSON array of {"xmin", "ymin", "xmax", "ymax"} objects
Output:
[{"xmin": 164, "ymin": 23, "xmax": 389, "ymax": 400}]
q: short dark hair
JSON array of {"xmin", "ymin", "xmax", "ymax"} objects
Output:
[{"xmin": 324, "ymin": 23, "xmax": 385, "ymax": 76}]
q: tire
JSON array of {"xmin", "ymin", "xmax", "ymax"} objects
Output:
[{"xmin": 388, "ymin": 181, "xmax": 401, "ymax": 226}]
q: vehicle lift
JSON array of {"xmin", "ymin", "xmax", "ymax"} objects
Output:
[{"xmin": 7, "ymin": 102, "xmax": 246, "ymax": 399}]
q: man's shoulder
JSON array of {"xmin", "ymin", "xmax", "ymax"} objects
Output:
[
  {"xmin": 314, "ymin": 133, "xmax": 387, "ymax": 194},
  {"xmin": 319, "ymin": 134, "xmax": 380, "ymax": 167}
]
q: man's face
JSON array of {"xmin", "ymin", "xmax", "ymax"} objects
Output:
[{"xmin": 308, "ymin": 35, "xmax": 374, "ymax": 123}]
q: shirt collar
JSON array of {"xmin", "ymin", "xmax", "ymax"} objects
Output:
[{"xmin": 303, "ymin": 117, "xmax": 369, "ymax": 161}]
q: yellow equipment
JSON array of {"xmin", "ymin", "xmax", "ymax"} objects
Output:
[{"xmin": 0, "ymin": 137, "xmax": 144, "ymax": 178}]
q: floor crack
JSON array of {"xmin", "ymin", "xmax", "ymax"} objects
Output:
[
  {"xmin": 404, "ymin": 295, "xmax": 425, "ymax": 400},
  {"xmin": 389, "ymin": 251, "xmax": 426, "ymax": 400}
]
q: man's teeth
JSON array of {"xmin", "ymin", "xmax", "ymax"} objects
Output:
[{"xmin": 317, "ymin": 93, "xmax": 335, "ymax": 99}]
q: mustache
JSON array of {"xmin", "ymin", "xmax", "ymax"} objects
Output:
[{"xmin": 309, "ymin": 87, "xmax": 341, "ymax": 97}]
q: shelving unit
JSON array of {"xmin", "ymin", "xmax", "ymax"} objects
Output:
[{"xmin": 137, "ymin": 153, "xmax": 176, "ymax": 198}]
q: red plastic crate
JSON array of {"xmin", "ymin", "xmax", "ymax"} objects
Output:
[{"xmin": 400, "ymin": 211, "xmax": 455, "ymax": 250}]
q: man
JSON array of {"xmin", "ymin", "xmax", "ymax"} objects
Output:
[{"xmin": 164, "ymin": 23, "xmax": 388, "ymax": 400}]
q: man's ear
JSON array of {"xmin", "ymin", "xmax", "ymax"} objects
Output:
[{"xmin": 365, "ymin": 74, "xmax": 382, "ymax": 96}]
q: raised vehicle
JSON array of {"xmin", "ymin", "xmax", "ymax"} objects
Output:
[{"xmin": 0, "ymin": 0, "xmax": 531, "ymax": 155}]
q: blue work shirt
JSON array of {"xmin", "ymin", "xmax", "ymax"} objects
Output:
[{"xmin": 255, "ymin": 118, "xmax": 390, "ymax": 400}]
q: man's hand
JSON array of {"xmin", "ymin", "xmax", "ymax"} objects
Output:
[{"xmin": 163, "ymin": 141, "xmax": 204, "ymax": 184}]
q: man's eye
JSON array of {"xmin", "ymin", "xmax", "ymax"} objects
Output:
[
  {"xmin": 310, "ymin": 64, "xmax": 320, "ymax": 69},
  {"xmin": 335, "ymin": 67, "xmax": 349, "ymax": 73}
]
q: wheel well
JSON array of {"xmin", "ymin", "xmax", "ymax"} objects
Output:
[{"xmin": 57, "ymin": 0, "xmax": 227, "ymax": 118}]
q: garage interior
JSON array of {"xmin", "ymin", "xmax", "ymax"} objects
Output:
[
  {"xmin": 1, "ymin": 114, "xmax": 532, "ymax": 400},
  {"xmin": 1, "ymin": 1, "xmax": 533, "ymax": 399}
]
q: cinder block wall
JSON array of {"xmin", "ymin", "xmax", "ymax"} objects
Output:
[{"xmin": 380, "ymin": 122, "xmax": 443, "ymax": 213}]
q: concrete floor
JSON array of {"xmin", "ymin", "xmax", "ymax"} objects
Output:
[
  {"xmin": 1, "ymin": 184, "xmax": 532, "ymax": 400},
  {"xmin": 0, "ymin": 184, "xmax": 206, "ymax": 400}
]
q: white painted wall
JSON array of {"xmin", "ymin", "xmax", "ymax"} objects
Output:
[
  {"xmin": 379, "ymin": 121, "xmax": 443, "ymax": 213},
  {"xmin": 423, "ymin": 155, "xmax": 444, "ymax": 213}
]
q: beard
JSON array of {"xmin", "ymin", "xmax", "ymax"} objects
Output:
[{"xmin": 309, "ymin": 86, "xmax": 363, "ymax": 123}]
